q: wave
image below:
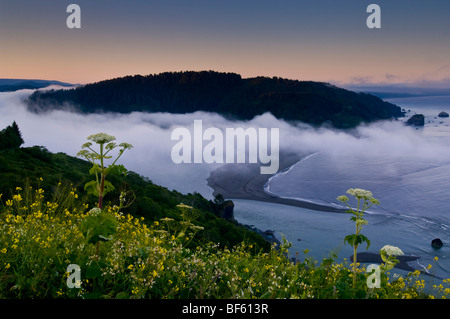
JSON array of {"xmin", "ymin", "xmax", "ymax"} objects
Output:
[
  {"xmin": 264, "ymin": 152, "xmax": 318, "ymax": 195},
  {"xmin": 263, "ymin": 150, "xmax": 450, "ymax": 233}
]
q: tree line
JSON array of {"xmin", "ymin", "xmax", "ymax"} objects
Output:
[{"xmin": 26, "ymin": 71, "xmax": 403, "ymax": 129}]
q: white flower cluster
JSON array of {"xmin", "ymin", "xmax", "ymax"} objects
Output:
[
  {"xmin": 381, "ymin": 245, "xmax": 404, "ymax": 256},
  {"xmin": 87, "ymin": 133, "xmax": 116, "ymax": 144},
  {"xmin": 88, "ymin": 207, "xmax": 102, "ymax": 216},
  {"xmin": 347, "ymin": 188, "xmax": 374, "ymax": 199}
]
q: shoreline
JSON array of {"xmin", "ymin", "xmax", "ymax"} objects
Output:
[{"xmin": 206, "ymin": 152, "xmax": 346, "ymax": 213}]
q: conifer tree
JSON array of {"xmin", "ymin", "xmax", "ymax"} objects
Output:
[{"xmin": 0, "ymin": 121, "xmax": 25, "ymax": 150}]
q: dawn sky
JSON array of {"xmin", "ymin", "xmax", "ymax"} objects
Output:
[{"xmin": 1, "ymin": 0, "xmax": 450, "ymax": 86}]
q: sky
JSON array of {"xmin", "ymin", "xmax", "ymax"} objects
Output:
[{"xmin": 1, "ymin": 0, "xmax": 450, "ymax": 86}]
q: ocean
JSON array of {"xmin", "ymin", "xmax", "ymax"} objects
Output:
[{"xmin": 235, "ymin": 95, "xmax": 450, "ymax": 279}]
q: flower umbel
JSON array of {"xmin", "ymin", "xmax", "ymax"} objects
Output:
[
  {"xmin": 87, "ymin": 133, "xmax": 116, "ymax": 144},
  {"xmin": 381, "ymin": 245, "xmax": 404, "ymax": 257},
  {"xmin": 380, "ymin": 245, "xmax": 404, "ymax": 272}
]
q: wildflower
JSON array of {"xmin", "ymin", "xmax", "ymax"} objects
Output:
[
  {"xmin": 346, "ymin": 188, "xmax": 375, "ymax": 201},
  {"xmin": 337, "ymin": 195, "xmax": 349, "ymax": 203},
  {"xmin": 380, "ymin": 245, "xmax": 404, "ymax": 257},
  {"xmin": 88, "ymin": 207, "xmax": 102, "ymax": 216},
  {"xmin": 356, "ymin": 219, "xmax": 368, "ymax": 227},
  {"xmin": 87, "ymin": 132, "xmax": 116, "ymax": 144},
  {"xmin": 119, "ymin": 142, "xmax": 133, "ymax": 150},
  {"xmin": 105, "ymin": 142, "xmax": 117, "ymax": 150},
  {"xmin": 6, "ymin": 200, "xmax": 13, "ymax": 207},
  {"xmin": 176, "ymin": 203, "xmax": 193, "ymax": 210},
  {"xmin": 76, "ymin": 150, "xmax": 91, "ymax": 158},
  {"xmin": 119, "ymin": 192, "xmax": 126, "ymax": 203}
]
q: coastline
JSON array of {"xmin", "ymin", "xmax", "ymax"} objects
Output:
[
  {"xmin": 207, "ymin": 153, "xmax": 446, "ymax": 277},
  {"xmin": 206, "ymin": 152, "xmax": 346, "ymax": 213}
]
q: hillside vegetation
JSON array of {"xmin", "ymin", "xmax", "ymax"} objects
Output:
[
  {"xmin": 26, "ymin": 71, "xmax": 403, "ymax": 129},
  {"xmin": 0, "ymin": 126, "xmax": 269, "ymax": 252}
]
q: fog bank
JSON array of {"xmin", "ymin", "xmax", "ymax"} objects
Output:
[{"xmin": 1, "ymin": 89, "xmax": 449, "ymax": 199}]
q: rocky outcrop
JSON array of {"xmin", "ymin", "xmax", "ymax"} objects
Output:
[
  {"xmin": 431, "ymin": 238, "xmax": 443, "ymax": 249},
  {"xmin": 438, "ymin": 111, "xmax": 449, "ymax": 118},
  {"xmin": 350, "ymin": 252, "xmax": 421, "ymax": 272},
  {"xmin": 222, "ymin": 201, "xmax": 235, "ymax": 221},
  {"xmin": 406, "ymin": 114, "xmax": 425, "ymax": 126}
]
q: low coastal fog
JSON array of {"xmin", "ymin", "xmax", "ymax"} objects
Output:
[{"xmin": 1, "ymin": 88, "xmax": 450, "ymax": 199}]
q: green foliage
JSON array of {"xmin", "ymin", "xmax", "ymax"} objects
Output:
[
  {"xmin": 26, "ymin": 71, "xmax": 403, "ymax": 129},
  {"xmin": 344, "ymin": 233, "xmax": 371, "ymax": 250},
  {"xmin": 80, "ymin": 208, "xmax": 118, "ymax": 244},
  {"xmin": 0, "ymin": 121, "xmax": 24, "ymax": 151},
  {"xmin": 0, "ymin": 187, "xmax": 447, "ymax": 299}
]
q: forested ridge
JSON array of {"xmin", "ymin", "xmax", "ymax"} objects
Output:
[{"xmin": 26, "ymin": 71, "xmax": 403, "ymax": 129}]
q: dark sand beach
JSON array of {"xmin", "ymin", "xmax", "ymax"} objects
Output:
[{"xmin": 207, "ymin": 152, "xmax": 346, "ymax": 213}]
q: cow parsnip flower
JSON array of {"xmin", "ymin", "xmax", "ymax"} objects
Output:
[
  {"xmin": 87, "ymin": 133, "xmax": 116, "ymax": 144},
  {"xmin": 381, "ymin": 245, "xmax": 404, "ymax": 257},
  {"xmin": 347, "ymin": 188, "xmax": 373, "ymax": 200}
]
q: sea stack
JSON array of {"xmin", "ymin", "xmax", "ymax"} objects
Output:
[
  {"xmin": 406, "ymin": 114, "xmax": 425, "ymax": 126},
  {"xmin": 431, "ymin": 238, "xmax": 443, "ymax": 249}
]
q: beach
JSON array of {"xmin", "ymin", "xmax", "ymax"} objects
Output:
[{"xmin": 206, "ymin": 151, "xmax": 346, "ymax": 213}]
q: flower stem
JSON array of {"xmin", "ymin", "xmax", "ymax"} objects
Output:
[{"xmin": 98, "ymin": 173, "xmax": 105, "ymax": 209}]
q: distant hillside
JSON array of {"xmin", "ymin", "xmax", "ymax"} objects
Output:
[
  {"xmin": 0, "ymin": 79, "xmax": 73, "ymax": 92},
  {"xmin": 26, "ymin": 71, "xmax": 403, "ymax": 129}
]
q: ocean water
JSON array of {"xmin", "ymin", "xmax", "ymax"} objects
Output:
[{"xmin": 235, "ymin": 95, "xmax": 450, "ymax": 279}]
